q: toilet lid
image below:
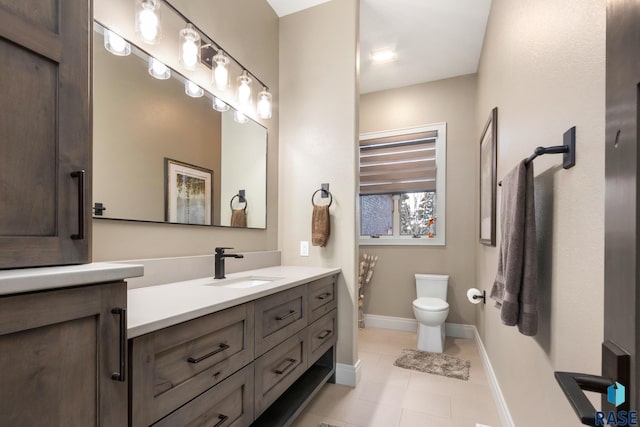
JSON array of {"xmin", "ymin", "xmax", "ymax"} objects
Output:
[{"xmin": 413, "ymin": 297, "xmax": 449, "ymax": 311}]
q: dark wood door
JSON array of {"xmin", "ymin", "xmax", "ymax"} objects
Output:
[
  {"xmin": 0, "ymin": 0, "xmax": 91, "ymax": 268},
  {"xmin": 604, "ymin": 0, "xmax": 640, "ymax": 414},
  {"xmin": 0, "ymin": 282, "xmax": 127, "ymax": 426}
]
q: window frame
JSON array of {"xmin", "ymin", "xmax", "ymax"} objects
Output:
[{"xmin": 358, "ymin": 122, "xmax": 446, "ymax": 246}]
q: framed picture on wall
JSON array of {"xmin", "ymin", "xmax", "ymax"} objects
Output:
[
  {"xmin": 165, "ymin": 158, "xmax": 213, "ymax": 225},
  {"xmin": 479, "ymin": 107, "xmax": 497, "ymax": 246}
]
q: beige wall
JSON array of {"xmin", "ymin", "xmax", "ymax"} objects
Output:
[
  {"xmin": 359, "ymin": 74, "xmax": 477, "ymax": 326},
  {"xmin": 279, "ymin": 0, "xmax": 360, "ymax": 366},
  {"xmin": 92, "ymin": 0, "xmax": 279, "ymax": 261},
  {"xmin": 475, "ymin": 0, "xmax": 605, "ymax": 425}
]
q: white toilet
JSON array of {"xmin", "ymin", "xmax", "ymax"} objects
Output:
[{"xmin": 412, "ymin": 274, "xmax": 450, "ymax": 353}]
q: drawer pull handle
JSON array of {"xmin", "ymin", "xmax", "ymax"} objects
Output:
[
  {"xmin": 212, "ymin": 414, "xmax": 228, "ymax": 427},
  {"xmin": 187, "ymin": 343, "xmax": 230, "ymax": 364},
  {"xmin": 273, "ymin": 358, "xmax": 297, "ymax": 375},
  {"xmin": 316, "ymin": 292, "xmax": 332, "ymax": 300},
  {"xmin": 276, "ymin": 310, "xmax": 297, "ymax": 321},
  {"xmin": 318, "ymin": 329, "xmax": 332, "ymax": 339}
]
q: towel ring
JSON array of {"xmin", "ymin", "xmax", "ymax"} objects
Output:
[
  {"xmin": 311, "ymin": 189, "xmax": 333, "ymax": 207},
  {"xmin": 230, "ymin": 194, "xmax": 248, "ymax": 211}
]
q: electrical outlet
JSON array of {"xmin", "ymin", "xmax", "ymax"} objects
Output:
[{"xmin": 300, "ymin": 241, "xmax": 309, "ymax": 256}]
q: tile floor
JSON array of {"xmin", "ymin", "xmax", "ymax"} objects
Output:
[{"xmin": 292, "ymin": 327, "xmax": 502, "ymax": 427}]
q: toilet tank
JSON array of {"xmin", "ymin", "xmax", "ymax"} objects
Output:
[{"xmin": 415, "ymin": 274, "xmax": 449, "ymax": 300}]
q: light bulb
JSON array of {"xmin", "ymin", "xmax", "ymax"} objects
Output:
[
  {"xmin": 234, "ymin": 110, "xmax": 248, "ymax": 124},
  {"xmin": 212, "ymin": 50, "xmax": 230, "ymax": 90},
  {"xmin": 185, "ymin": 80, "xmax": 204, "ymax": 97},
  {"xmin": 257, "ymin": 88, "xmax": 272, "ymax": 119},
  {"xmin": 135, "ymin": 0, "xmax": 161, "ymax": 45},
  {"xmin": 212, "ymin": 97, "xmax": 229, "ymax": 112},
  {"xmin": 104, "ymin": 29, "xmax": 131, "ymax": 56},
  {"xmin": 148, "ymin": 57, "xmax": 170, "ymax": 80},
  {"xmin": 236, "ymin": 70, "xmax": 252, "ymax": 106},
  {"xmin": 179, "ymin": 24, "xmax": 200, "ymax": 70}
]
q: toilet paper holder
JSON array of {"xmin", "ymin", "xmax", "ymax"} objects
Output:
[
  {"xmin": 473, "ymin": 290, "xmax": 486, "ymax": 304},
  {"xmin": 467, "ymin": 288, "xmax": 486, "ymax": 305}
]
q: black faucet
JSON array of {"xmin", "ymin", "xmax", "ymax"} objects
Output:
[{"xmin": 214, "ymin": 247, "xmax": 244, "ymax": 279}]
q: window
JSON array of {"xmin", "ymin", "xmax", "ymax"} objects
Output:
[{"xmin": 358, "ymin": 123, "xmax": 446, "ymax": 246}]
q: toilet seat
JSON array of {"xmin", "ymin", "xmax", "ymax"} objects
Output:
[{"xmin": 412, "ymin": 297, "xmax": 449, "ymax": 312}]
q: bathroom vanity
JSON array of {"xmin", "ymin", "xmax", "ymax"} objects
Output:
[
  {"xmin": 127, "ymin": 266, "xmax": 340, "ymax": 427},
  {"xmin": 0, "ymin": 264, "xmax": 143, "ymax": 426}
]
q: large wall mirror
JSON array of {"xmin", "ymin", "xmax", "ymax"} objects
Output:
[{"xmin": 92, "ymin": 24, "xmax": 267, "ymax": 229}]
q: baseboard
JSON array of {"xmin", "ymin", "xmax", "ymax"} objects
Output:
[
  {"xmin": 335, "ymin": 360, "xmax": 361, "ymax": 387},
  {"xmin": 363, "ymin": 314, "xmax": 417, "ymax": 332},
  {"xmin": 473, "ymin": 326, "xmax": 515, "ymax": 427},
  {"xmin": 362, "ymin": 314, "xmax": 475, "ymax": 339}
]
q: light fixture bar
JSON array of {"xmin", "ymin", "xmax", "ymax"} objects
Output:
[{"xmin": 158, "ymin": 0, "xmax": 269, "ymax": 91}]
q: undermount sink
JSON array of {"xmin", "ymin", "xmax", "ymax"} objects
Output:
[{"xmin": 205, "ymin": 276, "xmax": 282, "ymax": 289}]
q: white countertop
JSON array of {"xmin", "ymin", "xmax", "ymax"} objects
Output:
[
  {"xmin": 127, "ymin": 265, "xmax": 341, "ymax": 338},
  {"xmin": 0, "ymin": 262, "xmax": 144, "ymax": 296}
]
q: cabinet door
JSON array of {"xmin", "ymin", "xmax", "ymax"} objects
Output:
[
  {"xmin": 0, "ymin": 0, "xmax": 91, "ymax": 268},
  {"xmin": 0, "ymin": 282, "xmax": 127, "ymax": 426}
]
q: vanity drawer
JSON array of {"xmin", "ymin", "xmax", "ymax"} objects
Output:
[
  {"xmin": 308, "ymin": 275, "xmax": 337, "ymax": 323},
  {"xmin": 254, "ymin": 330, "xmax": 308, "ymax": 416},
  {"xmin": 130, "ymin": 303, "xmax": 255, "ymax": 427},
  {"xmin": 254, "ymin": 286, "xmax": 307, "ymax": 356},
  {"xmin": 307, "ymin": 309, "xmax": 337, "ymax": 366},
  {"xmin": 153, "ymin": 364, "xmax": 254, "ymax": 427}
]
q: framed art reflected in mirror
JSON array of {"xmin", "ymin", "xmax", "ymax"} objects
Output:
[
  {"xmin": 479, "ymin": 107, "xmax": 497, "ymax": 246},
  {"xmin": 165, "ymin": 158, "xmax": 213, "ymax": 225}
]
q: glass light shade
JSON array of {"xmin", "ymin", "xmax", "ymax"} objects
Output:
[
  {"xmin": 257, "ymin": 88, "xmax": 272, "ymax": 119},
  {"xmin": 212, "ymin": 97, "xmax": 229, "ymax": 112},
  {"xmin": 234, "ymin": 110, "xmax": 249, "ymax": 124},
  {"xmin": 135, "ymin": 0, "xmax": 161, "ymax": 45},
  {"xmin": 104, "ymin": 29, "xmax": 131, "ymax": 56},
  {"xmin": 148, "ymin": 57, "xmax": 170, "ymax": 80},
  {"xmin": 185, "ymin": 80, "xmax": 204, "ymax": 98},
  {"xmin": 212, "ymin": 50, "xmax": 230, "ymax": 90},
  {"xmin": 236, "ymin": 70, "xmax": 252, "ymax": 106},
  {"xmin": 179, "ymin": 24, "xmax": 200, "ymax": 70}
]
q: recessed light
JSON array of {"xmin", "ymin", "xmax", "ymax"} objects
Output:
[{"xmin": 370, "ymin": 48, "xmax": 397, "ymax": 63}]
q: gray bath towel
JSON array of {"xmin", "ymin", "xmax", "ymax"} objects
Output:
[{"xmin": 490, "ymin": 159, "xmax": 538, "ymax": 336}]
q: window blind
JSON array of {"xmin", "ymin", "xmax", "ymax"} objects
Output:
[{"xmin": 359, "ymin": 130, "xmax": 437, "ymax": 195}]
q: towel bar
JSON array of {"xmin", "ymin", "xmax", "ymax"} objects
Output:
[{"xmin": 499, "ymin": 126, "xmax": 576, "ymax": 186}]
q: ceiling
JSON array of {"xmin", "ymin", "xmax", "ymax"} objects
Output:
[{"xmin": 266, "ymin": 0, "xmax": 492, "ymax": 94}]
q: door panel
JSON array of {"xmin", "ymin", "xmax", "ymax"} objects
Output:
[
  {"xmin": 0, "ymin": 0, "xmax": 90, "ymax": 268},
  {"xmin": 604, "ymin": 0, "xmax": 640, "ymax": 413}
]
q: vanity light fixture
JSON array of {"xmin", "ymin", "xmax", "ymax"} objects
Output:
[
  {"xmin": 236, "ymin": 70, "xmax": 252, "ymax": 107},
  {"xmin": 257, "ymin": 87, "xmax": 272, "ymax": 119},
  {"xmin": 185, "ymin": 80, "xmax": 204, "ymax": 97},
  {"xmin": 212, "ymin": 50, "xmax": 230, "ymax": 90},
  {"xmin": 148, "ymin": 57, "xmax": 170, "ymax": 79},
  {"xmin": 135, "ymin": 0, "xmax": 162, "ymax": 45},
  {"xmin": 234, "ymin": 110, "xmax": 249, "ymax": 124},
  {"xmin": 212, "ymin": 97, "xmax": 230, "ymax": 112},
  {"xmin": 179, "ymin": 23, "xmax": 200, "ymax": 70},
  {"xmin": 103, "ymin": 29, "xmax": 131, "ymax": 56},
  {"xmin": 370, "ymin": 47, "xmax": 397, "ymax": 64}
]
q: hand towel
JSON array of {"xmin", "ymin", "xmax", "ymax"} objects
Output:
[
  {"xmin": 230, "ymin": 209, "xmax": 247, "ymax": 227},
  {"xmin": 312, "ymin": 205, "xmax": 330, "ymax": 247},
  {"xmin": 490, "ymin": 159, "xmax": 538, "ymax": 336}
]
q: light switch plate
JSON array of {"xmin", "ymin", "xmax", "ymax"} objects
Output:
[{"xmin": 300, "ymin": 241, "xmax": 309, "ymax": 256}]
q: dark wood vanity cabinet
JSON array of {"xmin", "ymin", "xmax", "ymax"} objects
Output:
[
  {"xmin": 130, "ymin": 274, "xmax": 339, "ymax": 427},
  {"xmin": 0, "ymin": 281, "xmax": 128, "ymax": 426},
  {"xmin": 0, "ymin": 0, "xmax": 91, "ymax": 268}
]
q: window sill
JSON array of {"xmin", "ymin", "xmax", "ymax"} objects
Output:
[{"xmin": 358, "ymin": 236, "xmax": 445, "ymax": 246}]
